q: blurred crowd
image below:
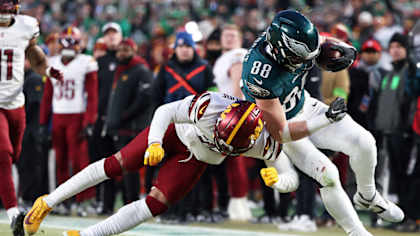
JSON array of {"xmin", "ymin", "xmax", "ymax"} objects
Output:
[{"xmin": 8, "ymin": 0, "xmax": 420, "ymax": 234}]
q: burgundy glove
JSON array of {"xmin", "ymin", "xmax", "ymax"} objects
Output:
[{"xmin": 47, "ymin": 66, "xmax": 64, "ymax": 82}]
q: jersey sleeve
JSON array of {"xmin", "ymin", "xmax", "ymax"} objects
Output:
[
  {"xmin": 22, "ymin": 15, "xmax": 40, "ymax": 40},
  {"xmin": 242, "ymin": 72, "xmax": 282, "ymax": 100},
  {"xmin": 85, "ymin": 56, "xmax": 99, "ymax": 73},
  {"xmin": 147, "ymin": 93, "xmax": 211, "ymax": 145}
]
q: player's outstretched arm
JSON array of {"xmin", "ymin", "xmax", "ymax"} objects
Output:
[
  {"xmin": 256, "ymin": 97, "xmax": 347, "ymax": 143},
  {"xmin": 261, "ymin": 152, "xmax": 299, "ymax": 193},
  {"xmin": 25, "ymin": 38, "xmax": 63, "ymax": 81}
]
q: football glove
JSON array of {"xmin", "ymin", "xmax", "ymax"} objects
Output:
[
  {"xmin": 144, "ymin": 143, "xmax": 165, "ymax": 166},
  {"xmin": 46, "ymin": 66, "xmax": 64, "ymax": 82},
  {"xmin": 326, "ymin": 97, "xmax": 347, "ymax": 123},
  {"xmin": 328, "ymin": 42, "xmax": 357, "ymax": 72},
  {"xmin": 260, "ymin": 167, "xmax": 279, "ymax": 187}
]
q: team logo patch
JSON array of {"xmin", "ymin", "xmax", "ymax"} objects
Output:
[{"xmin": 246, "ymin": 81, "xmax": 270, "ymax": 97}]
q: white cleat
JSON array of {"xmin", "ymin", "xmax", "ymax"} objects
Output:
[
  {"xmin": 348, "ymin": 228, "xmax": 373, "ymax": 236},
  {"xmin": 277, "ymin": 215, "xmax": 317, "ymax": 232},
  {"xmin": 353, "ymin": 191, "xmax": 404, "ymax": 223},
  {"xmin": 288, "ymin": 215, "xmax": 317, "ymax": 232}
]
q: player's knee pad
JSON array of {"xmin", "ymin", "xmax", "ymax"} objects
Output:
[
  {"xmin": 318, "ymin": 164, "xmax": 340, "ymax": 188},
  {"xmin": 145, "ymin": 195, "xmax": 168, "ymax": 217},
  {"xmin": 350, "ymin": 131, "xmax": 377, "ymax": 167}
]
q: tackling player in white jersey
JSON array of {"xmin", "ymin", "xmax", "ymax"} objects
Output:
[
  {"xmin": 0, "ymin": 1, "xmax": 63, "ymax": 235},
  {"xmin": 24, "ymin": 91, "xmax": 347, "ymax": 236}
]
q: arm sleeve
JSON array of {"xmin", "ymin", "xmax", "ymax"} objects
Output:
[
  {"xmin": 83, "ymin": 71, "xmax": 98, "ymax": 127},
  {"xmin": 264, "ymin": 152, "xmax": 299, "ymax": 193},
  {"xmin": 121, "ymin": 69, "xmax": 154, "ymax": 121},
  {"xmin": 39, "ymin": 78, "xmax": 53, "ymax": 125},
  {"xmin": 147, "ymin": 96, "xmax": 195, "ymax": 145}
]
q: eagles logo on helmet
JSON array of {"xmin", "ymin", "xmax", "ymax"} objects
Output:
[
  {"xmin": 265, "ymin": 10, "xmax": 320, "ymax": 70},
  {"xmin": 0, "ymin": 0, "xmax": 20, "ymax": 23},
  {"xmin": 214, "ymin": 101, "xmax": 264, "ymax": 156},
  {"xmin": 59, "ymin": 26, "xmax": 82, "ymax": 58}
]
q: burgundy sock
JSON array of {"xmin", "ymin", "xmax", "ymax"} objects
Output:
[
  {"xmin": 104, "ymin": 155, "xmax": 123, "ymax": 178},
  {"xmin": 145, "ymin": 195, "xmax": 168, "ymax": 216}
]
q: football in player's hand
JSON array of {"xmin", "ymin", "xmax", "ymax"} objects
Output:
[{"xmin": 316, "ymin": 41, "xmax": 342, "ymax": 71}]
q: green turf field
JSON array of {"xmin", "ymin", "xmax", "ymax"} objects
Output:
[{"xmin": 0, "ymin": 211, "xmax": 417, "ymax": 236}]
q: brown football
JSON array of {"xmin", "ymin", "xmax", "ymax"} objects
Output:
[{"xmin": 316, "ymin": 41, "xmax": 342, "ymax": 71}]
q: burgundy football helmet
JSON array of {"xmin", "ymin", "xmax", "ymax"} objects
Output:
[
  {"xmin": 0, "ymin": 0, "xmax": 20, "ymax": 23},
  {"xmin": 214, "ymin": 101, "xmax": 264, "ymax": 156},
  {"xmin": 59, "ymin": 26, "xmax": 82, "ymax": 57}
]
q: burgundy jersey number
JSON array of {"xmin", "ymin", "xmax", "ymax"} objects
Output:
[
  {"xmin": 55, "ymin": 79, "xmax": 75, "ymax": 100},
  {"xmin": 0, "ymin": 49, "xmax": 14, "ymax": 81}
]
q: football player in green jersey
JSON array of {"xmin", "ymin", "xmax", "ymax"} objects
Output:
[{"xmin": 241, "ymin": 10, "xmax": 404, "ymax": 236}]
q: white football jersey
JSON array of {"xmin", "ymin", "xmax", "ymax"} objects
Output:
[
  {"xmin": 0, "ymin": 15, "xmax": 39, "ymax": 109},
  {"xmin": 213, "ymin": 48, "xmax": 247, "ymax": 95},
  {"xmin": 48, "ymin": 54, "xmax": 98, "ymax": 114},
  {"xmin": 148, "ymin": 92, "xmax": 282, "ymax": 165}
]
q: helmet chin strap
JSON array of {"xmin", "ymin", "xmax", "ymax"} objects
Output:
[{"xmin": 0, "ymin": 14, "xmax": 12, "ymax": 24}]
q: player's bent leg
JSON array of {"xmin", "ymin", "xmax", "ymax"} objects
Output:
[
  {"xmin": 310, "ymin": 113, "xmax": 404, "ymax": 222},
  {"xmin": 24, "ymin": 156, "xmax": 119, "ymax": 235},
  {"xmin": 284, "ymin": 139, "xmax": 371, "ymax": 235},
  {"xmin": 78, "ymin": 198, "xmax": 153, "ymax": 236}
]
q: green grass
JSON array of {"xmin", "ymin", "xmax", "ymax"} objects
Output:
[{"xmin": 0, "ymin": 214, "xmax": 418, "ymax": 236}]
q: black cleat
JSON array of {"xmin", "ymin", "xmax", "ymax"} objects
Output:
[{"xmin": 11, "ymin": 211, "xmax": 25, "ymax": 236}]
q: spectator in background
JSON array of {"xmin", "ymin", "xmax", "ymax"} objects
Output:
[
  {"xmin": 43, "ymin": 33, "xmax": 60, "ymax": 57},
  {"xmin": 375, "ymin": 34, "xmax": 419, "ymax": 229},
  {"xmin": 91, "ymin": 22, "xmax": 123, "ymax": 215},
  {"xmin": 213, "ymin": 24, "xmax": 251, "ymax": 221},
  {"xmin": 93, "ymin": 37, "xmax": 107, "ymax": 59},
  {"xmin": 348, "ymin": 39, "xmax": 388, "ymax": 227},
  {"xmin": 154, "ymin": 31, "xmax": 214, "ymax": 106},
  {"xmin": 17, "ymin": 59, "xmax": 48, "ymax": 209},
  {"xmin": 204, "ymin": 28, "xmax": 222, "ymax": 67},
  {"xmin": 104, "ymin": 38, "xmax": 154, "ymax": 212},
  {"xmin": 152, "ymin": 31, "xmax": 214, "ymax": 222},
  {"xmin": 39, "ymin": 26, "xmax": 98, "ymax": 216}
]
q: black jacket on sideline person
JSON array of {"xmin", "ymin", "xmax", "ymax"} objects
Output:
[
  {"xmin": 106, "ymin": 55, "xmax": 154, "ymax": 139},
  {"xmin": 97, "ymin": 50, "xmax": 119, "ymax": 120},
  {"xmin": 18, "ymin": 69, "xmax": 49, "ymax": 203},
  {"xmin": 153, "ymin": 52, "xmax": 215, "ymax": 106}
]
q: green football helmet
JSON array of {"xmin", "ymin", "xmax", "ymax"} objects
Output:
[{"xmin": 266, "ymin": 10, "xmax": 320, "ymax": 68}]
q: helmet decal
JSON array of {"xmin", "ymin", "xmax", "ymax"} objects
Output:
[
  {"xmin": 281, "ymin": 32, "xmax": 312, "ymax": 59},
  {"xmin": 225, "ymin": 103, "xmax": 256, "ymax": 145}
]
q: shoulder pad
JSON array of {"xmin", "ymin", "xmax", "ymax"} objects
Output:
[{"xmin": 188, "ymin": 92, "xmax": 211, "ymax": 123}]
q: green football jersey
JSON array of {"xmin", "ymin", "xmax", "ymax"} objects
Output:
[{"xmin": 241, "ymin": 33, "xmax": 313, "ymax": 119}]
